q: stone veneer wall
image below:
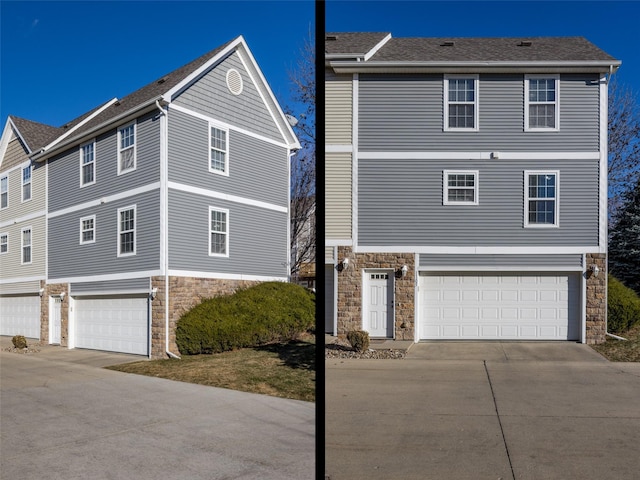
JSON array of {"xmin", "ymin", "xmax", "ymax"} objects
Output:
[
  {"xmin": 43, "ymin": 283, "xmax": 69, "ymax": 346},
  {"xmin": 336, "ymin": 246, "xmax": 415, "ymax": 340},
  {"xmin": 585, "ymin": 253, "xmax": 607, "ymax": 344},
  {"xmin": 150, "ymin": 276, "xmax": 258, "ymax": 358}
]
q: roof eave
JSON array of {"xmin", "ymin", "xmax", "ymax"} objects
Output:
[
  {"xmin": 32, "ymin": 96, "xmax": 168, "ymax": 162},
  {"xmin": 329, "ymin": 60, "xmax": 622, "ymax": 74}
]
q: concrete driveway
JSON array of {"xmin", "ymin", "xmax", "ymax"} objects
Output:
[
  {"xmin": 0, "ymin": 338, "xmax": 314, "ymax": 480},
  {"xmin": 326, "ymin": 342, "xmax": 640, "ymax": 480}
]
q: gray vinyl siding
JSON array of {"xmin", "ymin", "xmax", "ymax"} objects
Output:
[
  {"xmin": 47, "ymin": 112, "xmax": 160, "ymax": 213},
  {"xmin": 358, "ymin": 74, "xmax": 600, "ymax": 152},
  {"xmin": 48, "ymin": 189, "xmax": 160, "ymax": 279},
  {"xmin": 70, "ymin": 277, "xmax": 150, "ymax": 295},
  {"xmin": 168, "ymin": 108, "xmax": 288, "ymax": 206},
  {"xmin": 173, "ymin": 51, "xmax": 283, "ymax": 143},
  {"xmin": 419, "ymin": 254, "xmax": 583, "ymax": 268},
  {"xmin": 358, "ymin": 158, "xmax": 599, "ymax": 246},
  {"xmin": 168, "ymin": 189, "xmax": 288, "ymax": 277}
]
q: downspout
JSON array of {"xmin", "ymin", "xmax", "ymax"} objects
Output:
[{"xmin": 155, "ymin": 99, "xmax": 181, "ymax": 359}]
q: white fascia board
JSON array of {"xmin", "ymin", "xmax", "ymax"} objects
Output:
[
  {"xmin": 363, "ymin": 33, "xmax": 392, "ymax": 61},
  {"xmin": 48, "ymin": 269, "xmax": 162, "ymax": 285},
  {"xmin": 358, "ymin": 151, "xmax": 600, "ymax": 160},
  {"xmin": 354, "ymin": 245, "xmax": 604, "ymax": 254},
  {"xmin": 0, "ymin": 119, "xmax": 20, "ymax": 167},
  {"xmin": 32, "ymin": 98, "xmax": 163, "ymax": 163},
  {"xmin": 168, "ymin": 269, "xmax": 287, "ymax": 282},
  {"xmin": 330, "ymin": 60, "xmax": 622, "ymax": 74},
  {"xmin": 38, "ymin": 98, "xmax": 119, "ymax": 155}
]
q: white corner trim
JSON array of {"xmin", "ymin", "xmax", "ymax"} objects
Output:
[
  {"xmin": 352, "ymin": 73, "xmax": 359, "ymax": 246},
  {"xmin": 168, "ymin": 181, "xmax": 287, "ymax": 213},
  {"xmin": 599, "ymin": 77, "xmax": 609, "ymax": 251}
]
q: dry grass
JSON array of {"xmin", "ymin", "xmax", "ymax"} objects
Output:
[
  {"xmin": 591, "ymin": 325, "xmax": 640, "ymax": 362},
  {"xmin": 107, "ymin": 334, "xmax": 315, "ymax": 402}
]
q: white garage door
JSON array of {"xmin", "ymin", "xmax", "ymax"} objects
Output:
[
  {"xmin": 419, "ymin": 273, "xmax": 580, "ymax": 340},
  {"xmin": 74, "ymin": 296, "xmax": 148, "ymax": 355},
  {"xmin": 0, "ymin": 295, "xmax": 41, "ymax": 339}
]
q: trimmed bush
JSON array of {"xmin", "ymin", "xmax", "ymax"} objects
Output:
[
  {"xmin": 608, "ymin": 274, "xmax": 640, "ymax": 333},
  {"xmin": 346, "ymin": 330, "xmax": 370, "ymax": 352},
  {"xmin": 12, "ymin": 335, "xmax": 27, "ymax": 349},
  {"xmin": 176, "ymin": 282, "xmax": 315, "ymax": 355}
]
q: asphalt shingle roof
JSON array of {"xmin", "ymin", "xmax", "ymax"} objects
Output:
[
  {"xmin": 325, "ymin": 32, "xmax": 390, "ymax": 56},
  {"xmin": 326, "ymin": 33, "xmax": 619, "ymax": 63},
  {"xmin": 9, "ymin": 116, "xmax": 62, "ymax": 152}
]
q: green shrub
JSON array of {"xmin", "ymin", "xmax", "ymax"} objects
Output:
[
  {"xmin": 346, "ymin": 330, "xmax": 370, "ymax": 352},
  {"xmin": 608, "ymin": 274, "xmax": 640, "ymax": 333},
  {"xmin": 176, "ymin": 282, "xmax": 315, "ymax": 355},
  {"xmin": 12, "ymin": 335, "xmax": 27, "ymax": 349}
]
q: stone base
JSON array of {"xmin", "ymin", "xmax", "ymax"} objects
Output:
[{"xmin": 585, "ymin": 253, "xmax": 607, "ymax": 344}]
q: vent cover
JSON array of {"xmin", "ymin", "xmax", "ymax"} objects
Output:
[{"xmin": 226, "ymin": 69, "xmax": 243, "ymax": 95}]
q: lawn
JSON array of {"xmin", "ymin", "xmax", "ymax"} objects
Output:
[
  {"xmin": 591, "ymin": 325, "xmax": 640, "ymax": 362},
  {"xmin": 107, "ymin": 334, "xmax": 315, "ymax": 402}
]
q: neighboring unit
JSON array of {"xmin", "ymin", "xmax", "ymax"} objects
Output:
[
  {"xmin": 0, "ymin": 36, "xmax": 299, "ymax": 358},
  {"xmin": 325, "ymin": 32, "xmax": 620, "ymax": 344}
]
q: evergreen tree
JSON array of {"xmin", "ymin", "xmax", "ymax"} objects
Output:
[{"xmin": 609, "ymin": 176, "xmax": 640, "ymax": 294}]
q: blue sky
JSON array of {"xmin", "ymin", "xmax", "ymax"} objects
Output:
[
  {"xmin": 0, "ymin": 0, "xmax": 314, "ymax": 129},
  {"xmin": 325, "ymin": 1, "xmax": 639, "ymax": 92}
]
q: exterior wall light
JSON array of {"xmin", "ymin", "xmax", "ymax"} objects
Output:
[
  {"xmin": 59, "ymin": 292, "xmax": 66, "ymax": 301},
  {"xmin": 590, "ymin": 264, "xmax": 600, "ymax": 277},
  {"xmin": 341, "ymin": 258, "xmax": 349, "ymax": 270},
  {"xmin": 150, "ymin": 287, "xmax": 158, "ymax": 300},
  {"xmin": 401, "ymin": 265, "xmax": 409, "ymax": 277}
]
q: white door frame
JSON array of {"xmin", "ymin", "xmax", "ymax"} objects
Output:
[
  {"xmin": 362, "ymin": 268, "xmax": 395, "ymax": 338},
  {"xmin": 48, "ymin": 295, "xmax": 62, "ymax": 345}
]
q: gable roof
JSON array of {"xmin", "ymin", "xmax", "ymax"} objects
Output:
[
  {"xmin": 29, "ymin": 35, "xmax": 298, "ymax": 162},
  {"xmin": 326, "ymin": 33, "xmax": 621, "ymax": 74}
]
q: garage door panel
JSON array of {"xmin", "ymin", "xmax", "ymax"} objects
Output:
[
  {"xmin": 420, "ymin": 273, "xmax": 580, "ymax": 341},
  {"xmin": 0, "ymin": 296, "xmax": 41, "ymax": 338},
  {"xmin": 75, "ymin": 296, "xmax": 148, "ymax": 355}
]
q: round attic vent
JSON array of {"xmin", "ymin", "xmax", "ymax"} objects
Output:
[{"xmin": 226, "ymin": 69, "xmax": 243, "ymax": 95}]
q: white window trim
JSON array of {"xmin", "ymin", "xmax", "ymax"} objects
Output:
[
  {"xmin": 0, "ymin": 232, "xmax": 8, "ymax": 254},
  {"xmin": 80, "ymin": 139, "xmax": 96, "ymax": 187},
  {"xmin": 208, "ymin": 121, "xmax": 229, "ymax": 176},
  {"xmin": 21, "ymin": 226, "xmax": 32, "ymax": 265},
  {"xmin": 208, "ymin": 206, "xmax": 229, "ymax": 258},
  {"xmin": 444, "ymin": 74, "xmax": 479, "ymax": 132},
  {"xmin": 117, "ymin": 122, "xmax": 137, "ymax": 175},
  {"xmin": 22, "ymin": 165, "xmax": 32, "ymax": 202},
  {"xmin": 524, "ymin": 170, "xmax": 560, "ymax": 228},
  {"xmin": 79, "ymin": 214, "xmax": 96, "ymax": 245},
  {"xmin": 117, "ymin": 205, "xmax": 136, "ymax": 257},
  {"xmin": 0, "ymin": 176, "xmax": 7, "ymax": 210},
  {"xmin": 443, "ymin": 170, "xmax": 479, "ymax": 205},
  {"xmin": 524, "ymin": 74, "xmax": 560, "ymax": 132}
]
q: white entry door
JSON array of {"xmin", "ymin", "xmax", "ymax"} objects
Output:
[
  {"xmin": 49, "ymin": 296, "xmax": 62, "ymax": 344},
  {"xmin": 364, "ymin": 271, "xmax": 394, "ymax": 338}
]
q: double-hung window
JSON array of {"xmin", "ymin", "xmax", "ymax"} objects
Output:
[
  {"xmin": 209, "ymin": 123, "xmax": 228, "ymax": 175},
  {"xmin": 117, "ymin": 206, "xmax": 136, "ymax": 256},
  {"xmin": 0, "ymin": 233, "xmax": 7, "ymax": 254},
  {"xmin": 21, "ymin": 227, "xmax": 31, "ymax": 264},
  {"xmin": 525, "ymin": 171, "xmax": 559, "ymax": 227},
  {"xmin": 525, "ymin": 75, "xmax": 559, "ymax": 131},
  {"xmin": 22, "ymin": 165, "xmax": 31, "ymax": 202},
  {"xmin": 80, "ymin": 140, "xmax": 96, "ymax": 186},
  {"xmin": 118, "ymin": 123, "xmax": 136, "ymax": 174},
  {"xmin": 80, "ymin": 215, "xmax": 96, "ymax": 244},
  {"xmin": 209, "ymin": 207, "xmax": 229, "ymax": 257},
  {"xmin": 0, "ymin": 176, "xmax": 7, "ymax": 209},
  {"xmin": 443, "ymin": 170, "xmax": 479, "ymax": 205},
  {"xmin": 444, "ymin": 75, "xmax": 479, "ymax": 131}
]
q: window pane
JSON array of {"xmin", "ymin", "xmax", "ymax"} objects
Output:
[
  {"xmin": 83, "ymin": 163, "xmax": 94, "ymax": 184},
  {"xmin": 120, "ymin": 232, "xmax": 134, "ymax": 253},
  {"xmin": 211, "ymin": 232, "xmax": 226, "ymax": 255},
  {"xmin": 210, "ymin": 150, "xmax": 226, "ymax": 172},
  {"xmin": 529, "ymin": 105, "xmax": 555, "ymax": 128},
  {"xmin": 120, "ymin": 125, "xmax": 134, "ymax": 149},
  {"xmin": 23, "ymin": 183, "xmax": 31, "ymax": 201},
  {"xmin": 120, "ymin": 147, "xmax": 135, "ymax": 171},
  {"xmin": 449, "ymin": 104, "xmax": 474, "ymax": 128}
]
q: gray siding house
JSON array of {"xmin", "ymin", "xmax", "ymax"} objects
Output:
[
  {"xmin": 2, "ymin": 36, "xmax": 298, "ymax": 358},
  {"xmin": 325, "ymin": 32, "xmax": 620, "ymax": 344}
]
